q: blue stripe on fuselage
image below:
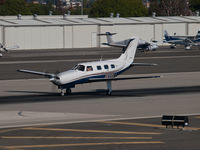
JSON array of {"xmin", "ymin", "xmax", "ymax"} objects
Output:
[{"xmin": 60, "ymin": 65, "xmax": 131, "ymax": 89}]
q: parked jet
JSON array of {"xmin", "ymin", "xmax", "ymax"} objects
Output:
[
  {"xmin": 163, "ymin": 30, "xmax": 200, "ymax": 50},
  {"xmin": 99, "ymin": 32, "xmax": 158, "ymax": 51},
  {"xmin": 17, "ymin": 37, "xmax": 159, "ymax": 96},
  {"xmin": 0, "ymin": 43, "xmax": 19, "ymax": 57}
]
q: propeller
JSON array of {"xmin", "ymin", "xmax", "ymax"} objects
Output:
[{"xmin": 50, "ymin": 69, "xmax": 60, "ymax": 93}]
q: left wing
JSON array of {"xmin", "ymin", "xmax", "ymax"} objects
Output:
[
  {"xmin": 17, "ymin": 69, "xmax": 58, "ymax": 79},
  {"xmin": 88, "ymin": 75, "xmax": 160, "ymax": 83}
]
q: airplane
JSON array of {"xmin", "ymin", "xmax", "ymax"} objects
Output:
[
  {"xmin": 17, "ymin": 37, "xmax": 160, "ymax": 96},
  {"xmin": 99, "ymin": 32, "xmax": 159, "ymax": 51},
  {"xmin": 0, "ymin": 43, "xmax": 19, "ymax": 57},
  {"xmin": 163, "ymin": 30, "xmax": 200, "ymax": 50}
]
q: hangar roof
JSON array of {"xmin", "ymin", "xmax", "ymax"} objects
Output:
[{"xmin": 0, "ymin": 15, "xmax": 200, "ymax": 26}]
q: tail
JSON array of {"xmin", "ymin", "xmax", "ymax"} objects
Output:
[
  {"xmin": 164, "ymin": 30, "xmax": 170, "ymax": 41},
  {"xmin": 117, "ymin": 37, "xmax": 139, "ymax": 66},
  {"xmin": 98, "ymin": 32, "xmax": 116, "ymax": 44},
  {"xmin": 196, "ymin": 30, "xmax": 200, "ymax": 39}
]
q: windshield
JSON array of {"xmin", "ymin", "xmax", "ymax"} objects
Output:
[{"xmin": 73, "ymin": 65, "xmax": 85, "ymax": 71}]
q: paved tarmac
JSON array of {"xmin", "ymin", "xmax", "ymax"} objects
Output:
[
  {"xmin": 0, "ymin": 46, "xmax": 200, "ymax": 80},
  {"xmin": 0, "ymin": 46, "xmax": 200, "ymax": 150},
  {"xmin": 0, "ymin": 116, "xmax": 200, "ymax": 150}
]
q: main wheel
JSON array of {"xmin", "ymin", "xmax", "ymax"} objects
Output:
[
  {"xmin": 66, "ymin": 88, "xmax": 72, "ymax": 94},
  {"xmin": 106, "ymin": 90, "xmax": 112, "ymax": 96}
]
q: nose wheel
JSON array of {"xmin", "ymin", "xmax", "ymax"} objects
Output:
[{"xmin": 60, "ymin": 88, "xmax": 72, "ymax": 96}]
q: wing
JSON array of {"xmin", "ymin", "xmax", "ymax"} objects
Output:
[
  {"xmin": 17, "ymin": 69, "xmax": 57, "ymax": 79},
  {"xmin": 102, "ymin": 43, "xmax": 126, "ymax": 48},
  {"xmin": 88, "ymin": 75, "xmax": 160, "ymax": 83},
  {"xmin": 131, "ymin": 63, "xmax": 158, "ymax": 66}
]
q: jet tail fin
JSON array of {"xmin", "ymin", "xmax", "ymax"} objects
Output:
[
  {"xmin": 164, "ymin": 30, "xmax": 170, "ymax": 41},
  {"xmin": 98, "ymin": 32, "xmax": 117, "ymax": 44}
]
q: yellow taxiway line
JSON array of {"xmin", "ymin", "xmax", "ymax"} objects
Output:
[
  {"xmin": 102, "ymin": 121, "xmax": 164, "ymax": 128},
  {"xmin": 101, "ymin": 121, "xmax": 200, "ymax": 131},
  {"xmin": 23, "ymin": 127, "xmax": 162, "ymax": 135},
  {"xmin": 0, "ymin": 136, "xmax": 152, "ymax": 140},
  {"xmin": 0, "ymin": 141, "xmax": 164, "ymax": 149}
]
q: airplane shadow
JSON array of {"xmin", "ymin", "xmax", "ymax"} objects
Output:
[{"xmin": 1, "ymin": 85, "xmax": 200, "ymax": 104}]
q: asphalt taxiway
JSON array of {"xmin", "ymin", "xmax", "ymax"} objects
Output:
[{"xmin": 0, "ymin": 46, "xmax": 200, "ymax": 149}]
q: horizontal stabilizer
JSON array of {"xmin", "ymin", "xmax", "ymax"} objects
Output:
[
  {"xmin": 98, "ymin": 33, "xmax": 117, "ymax": 36},
  {"xmin": 17, "ymin": 69, "xmax": 57, "ymax": 79},
  {"xmin": 88, "ymin": 75, "xmax": 160, "ymax": 83}
]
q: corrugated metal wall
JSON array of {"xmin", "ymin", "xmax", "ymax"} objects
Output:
[{"xmin": 3, "ymin": 22, "xmax": 200, "ymax": 50}]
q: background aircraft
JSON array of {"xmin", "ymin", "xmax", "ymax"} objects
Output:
[
  {"xmin": 163, "ymin": 30, "xmax": 200, "ymax": 50},
  {"xmin": 17, "ymin": 37, "xmax": 159, "ymax": 96},
  {"xmin": 99, "ymin": 32, "xmax": 159, "ymax": 51},
  {"xmin": 0, "ymin": 43, "xmax": 19, "ymax": 57}
]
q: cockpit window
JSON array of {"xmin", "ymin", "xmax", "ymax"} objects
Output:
[
  {"xmin": 73, "ymin": 65, "xmax": 85, "ymax": 71},
  {"xmin": 86, "ymin": 66, "xmax": 93, "ymax": 71}
]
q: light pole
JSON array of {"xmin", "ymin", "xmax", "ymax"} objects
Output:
[{"xmin": 81, "ymin": 0, "xmax": 83, "ymax": 15}]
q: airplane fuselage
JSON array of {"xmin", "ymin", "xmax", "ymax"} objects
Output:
[{"xmin": 50, "ymin": 59, "xmax": 126, "ymax": 89}]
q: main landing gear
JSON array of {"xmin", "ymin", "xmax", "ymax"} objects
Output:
[
  {"xmin": 106, "ymin": 81, "xmax": 112, "ymax": 95},
  {"xmin": 60, "ymin": 88, "xmax": 71, "ymax": 96}
]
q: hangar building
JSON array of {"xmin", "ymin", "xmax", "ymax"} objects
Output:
[{"xmin": 0, "ymin": 15, "xmax": 200, "ymax": 50}]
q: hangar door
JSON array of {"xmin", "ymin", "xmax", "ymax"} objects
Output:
[{"xmin": 91, "ymin": 32, "xmax": 97, "ymax": 47}]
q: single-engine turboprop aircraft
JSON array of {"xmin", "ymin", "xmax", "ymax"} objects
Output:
[
  {"xmin": 17, "ymin": 37, "xmax": 159, "ymax": 96},
  {"xmin": 99, "ymin": 32, "xmax": 158, "ymax": 51}
]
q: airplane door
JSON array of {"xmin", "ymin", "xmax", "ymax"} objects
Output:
[{"xmin": 91, "ymin": 32, "xmax": 97, "ymax": 47}]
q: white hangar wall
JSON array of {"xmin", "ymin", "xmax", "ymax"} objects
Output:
[
  {"xmin": 1, "ymin": 16, "xmax": 200, "ymax": 50},
  {"xmin": 5, "ymin": 26, "xmax": 63, "ymax": 49},
  {"xmin": 0, "ymin": 26, "xmax": 3, "ymax": 44}
]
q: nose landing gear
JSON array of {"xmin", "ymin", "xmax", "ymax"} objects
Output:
[{"xmin": 60, "ymin": 88, "xmax": 72, "ymax": 96}]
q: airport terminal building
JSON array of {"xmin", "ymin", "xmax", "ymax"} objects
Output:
[{"xmin": 0, "ymin": 15, "xmax": 200, "ymax": 50}]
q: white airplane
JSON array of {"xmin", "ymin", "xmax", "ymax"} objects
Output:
[
  {"xmin": 99, "ymin": 32, "xmax": 158, "ymax": 51},
  {"xmin": 0, "ymin": 43, "xmax": 19, "ymax": 57},
  {"xmin": 164, "ymin": 30, "xmax": 200, "ymax": 50},
  {"xmin": 17, "ymin": 37, "xmax": 159, "ymax": 96}
]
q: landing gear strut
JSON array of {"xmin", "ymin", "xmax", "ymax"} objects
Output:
[{"xmin": 106, "ymin": 81, "xmax": 112, "ymax": 95}]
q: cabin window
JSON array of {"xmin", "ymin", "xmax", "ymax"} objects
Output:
[
  {"xmin": 111, "ymin": 64, "xmax": 115, "ymax": 69},
  {"xmin": 73, "ymin": 65, "xmax": 85, "ymax": 71},
  {"xmin": 86, "ymin": 66, "xmax": 93, "ymax": 71},
  {"xmin": 104, "ymin": 65, "xmax": 109, "ymax": 69},
  {"xmin": 97, "ymin": 66, "xmax": 102, "ymax": 70}
]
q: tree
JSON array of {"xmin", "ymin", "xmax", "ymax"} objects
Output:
[
  {"xmin": 190, "ymin": 0, "xmax": 200, "ymax": 12},
  {"xmin": 148, "ymin": 0, "xmax": 160, "ymax": 16},
  {"xmin": 158, "ymin": 0, "xmax": 192, "ymax": 16},
  {"xmin": 89, "ymin": 0, "xmax": 148, "ymax": 17},
  {"xmin": 0, "ymin": 0, "xmax": 31, "ymax": 15}
]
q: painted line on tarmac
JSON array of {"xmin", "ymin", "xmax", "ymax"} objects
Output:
[
  {"xmin": 0, "ymin": 141, "xmax": 164, "ymax": 149},
  {"xmin": 23, "ymin": 127, "xmax": 162, "ymax": 135},
  {"xmin": 0, "ymin": 136, "xmax": 152, "ymax": 140},
  {"xmin": 0, "ymin": 128, "xmax": 20, "ymax": 134},
  {"xmin": 101, "ymin": 121, "xmax": 164, "ymax": 128},
  {"xmin": 101, "ymin": 121, "xmax": 200, "ymax": 131}
]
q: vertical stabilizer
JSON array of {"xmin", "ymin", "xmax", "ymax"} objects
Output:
[
  {"xmin": 117, "ymin": 37, "xmax": 139, "ymax": 67},
  {"xmin": 105, "ymin": 32, "xmax": 115, "ymax": 43},
  {"xmin": 164, "ymin": 30, "xmax": 170, "ymax": 41}
]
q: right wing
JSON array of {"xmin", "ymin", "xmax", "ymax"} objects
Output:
[
  {"xmin": 17, "ymin": 69, "xmax": 57, "ymax": 79},
  {"xmin": 88, "ymin": 75, "xmax": 160, "ymax": 83},
  {"xmin": 131, "ymin": 63, "xmax": 158, "ymax": 66}
]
